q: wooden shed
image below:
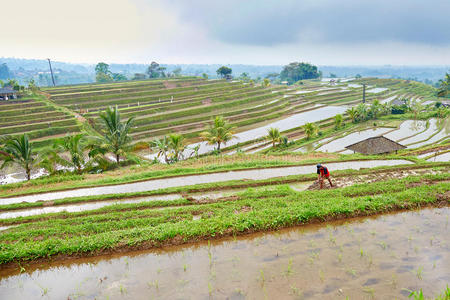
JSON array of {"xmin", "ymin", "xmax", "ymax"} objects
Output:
[
  {"xmin": 0, "ymin": 86, "xmax": 17, "ymax": 100},
  {"xmin": 345, "ymin": 136, "xmax": 406, "ymax": 155}
]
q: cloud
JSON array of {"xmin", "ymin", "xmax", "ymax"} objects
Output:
[{"xmin": 163, "ymin": 0, "xmax": 450, "ymax": 46}]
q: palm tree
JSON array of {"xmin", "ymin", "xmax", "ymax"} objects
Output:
[
  {"xmin": 0, "ymin": 134, "xmax": 38, "ymax": 180},
  {"xmin": 151, "ymin": 136, "xmax": 170, "ymax": 163},
  {"xmin": 267, "ymin": 127, "xmax": 281, "ymax": 147},
  {"xmin": 168, "ymin": 133, "xmax": 185, "ymax": 162},
  {"xmin": 200, "ymin": 116, "xmax": 235, "ymax": 152},
  {"xmin": 346, "ymin": 107, "xmax": 358, "ymax": 123},
  {"xmin": 49, "ymin": 134, "xmax": 91, "ymax": 174},
  {"xmin": 370, "ymin": 99, "xmax": 381, "ymax": 119},
  {"xmin": 303, "ymin": 122, "xmax": 318, "ymax": 140},
  {"xmin": 437, "ymin": 73, "xmax": 449, "ymax": 97},
  {"xmin": 95, "ymin": 106, "xmax": 134, "ymax": 164},
  {"xmin": 334, "ymin": 114, "xmax": 343, "ymax": 130},
  {"xmin": 356, "ymin": 103, "xmax": 368, "ymax": 122}
]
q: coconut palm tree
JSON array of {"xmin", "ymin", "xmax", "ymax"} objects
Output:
[
  {"xmin": 356, "ymin": 103, "xmax": 368, "ymax": 122},
  {"xmin": 93, "ymin": 106, "xmax": 134, "ymax": 164},
  {"xmin": 370, "ymin": 99, "xmax": 381, "ymax": 119},
  {"xmin": 200, "ymin": 116, "xmax": 235, "ymax": 152},
  {"xmin": 267, "ymin": 127, "xmax": 281, "ymax": 147},
  {"xmin": 168, "ymin": 133, "xmax": 185, "ymax": 162},
  {"xmin": 334, "ymin": 114, "xmax": 343, "ymax": 130},
  {"xmin": 437, "ymin": 73, "xmax": 449, "ymax": 97},
  {"xmin": 0, "ymin": 134, "xmax": 38, "ymax": 180},
  {"xmin": 303, "ymin": 122, "xmax": 318, "ymax": 140},
  {"xmin": 45, "ymin": 134, "xmax": 91, "ymax": 174},
  {"xmin": 151, "ymin": 136, "xmax": 170, "ymax": 164},
  {"xmin": 346, "ymin": 107, "xmax": 358, "ymax": 123}
]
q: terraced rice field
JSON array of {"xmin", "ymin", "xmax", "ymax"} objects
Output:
[
  {"xmin": 0, "ymin": 98, "xmax": 81, "ymax": 148},
  {"xmin": 0, "ymin": 159, "xmax": 448, "ymax": 299}
]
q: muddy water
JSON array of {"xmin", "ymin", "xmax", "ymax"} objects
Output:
[
  {"xmin": 294, "ymin": 137, "xmax": 334, "ymax": 153},
  {"xmin": 316, "ymin": 128, "xmax": 392, "ymax": 152},
  {"xmin": 366, "ymin": 87, "xmax": 388, "ymax": 93},
  {"xmin": 427, "ymin": 152, "xmax": 450, "ymax": 162},
  {"xmin": 145, "ymin": 105, "xmax": 347, "ymax": 159},
  {"xmin": 1, "ymin": 207, "xmax": 448, "ymax": 299},
  {"xmin": 408, "ymin": 118, "xmax": 450, "ymax": 149},
  {"xmin": 401, "ymin": 119, "xmax": 439, "ymax": 145},
  {"xmin": 384, "ymin": 120, "xmax": 426, "ymax": 141},
  {"xmin": 0, "ymin": 194, "xmax": 182, "ymax": 219},
  {"xmin": 0, "ymin": 160, "xmax": 413, "ymax": 204}
]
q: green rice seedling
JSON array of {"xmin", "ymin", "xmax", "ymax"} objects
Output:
[
  {"xmin": 285, "ymin": 258, "xmax": 294, "ymax": 276},
  {"xmin": 415, "ymin": 266, "xmax": 423, "ymax": 280},
  {"xmin": 319, "ymin": 269, "xmax": 325, "ymax": 282},
  {"xmin": 37, "ymin": 283, "xmax": 49, "ymax": 296},
  {"xmin": 289, "ymin": 285, "xmax": 302, "ymax": 298},
  {"xmin": 346, "ymin": 268, "xmax": 357, "ymax": 277},
  {"xmin": 329, "ymin": 233, "xmax": 336, "ymax": 245},
  {"xmin": 360, "ymin": 247, "xmax": 364, "ymax": 257},
  {"xmin": 183, "ymin": 264, "xmax": 188, "ymax": 272},
  {"xmin": 208, "ymin": 282, "xmax": 213, "ymax": 296},
  {"xmin": 119, "ymin": 285, "xmax": 127, "ymax": 294},
  {"xmin": 405, "ymin": 288, "xmax": 425, "ymax": 300},
  {"xmin": 259, "ymin": 269, "xmax": 265, "ymax": 286},
  {"xmin": 391, "ymin": 274, "xmax": 397, "ymax": 289},
  {"xmin": 363, "ymin": 287, "xmax": 375, "ymax": 299},
  {"xmin": 337, "ymin": 253, "xmax": 343, "ymax": 263},
  {"xmin": 147, "ymin": 280, "xmax": 159, "ymax": 290},
  {"xmin": 378, "ymin": 241, "xmax": 387, "ymax": 250}
]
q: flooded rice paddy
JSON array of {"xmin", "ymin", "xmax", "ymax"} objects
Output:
[
  {"xmin": 401, "ymin": 119, "xmax": 439, "ymax": 145},
  {"xmin": 0, "ymin": 207, "xmax": 448, "ymax": 299},
  {"xmin": 145, "ymin": 105, "xmax": 347, "ymax": 159},
  {"xmin": 316, "ymin": 128, "xmax": 392, "ymax": 153},
  {"xmin": 0, "ymin": 160, "xmax": 413, "ymax": 204},
  {"xmin": 426, "ymin": 152, "xmax": 450, "ymax": 162},
  {"xmin": 384, "ymin": 120, "xmax": 426, "ymax": 141}
]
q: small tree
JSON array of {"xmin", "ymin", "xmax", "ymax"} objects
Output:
[
  {"xmin": 0, "ymin": 134, "xmax": 38, "ymax": 180},
  {"xmin": 200, "ymin": 116, "xmax": 235, "ymax": 152},
  {"xmin": 263, "ymin": 78, "xmax": 270, "ymax": 87},
  {"xmin": 94, "ymin": 106, "xmax": 134, "ymax": 164},
  {"xmin": 370, "ymin": 99, "xmax": 382, "ymax": 119},
  {"xmin": 202, "ymin": 73, "xmax": 209, "ymax": 80},
  {"xmin": 168, "ymin": 133, "xmax": 185, "ymax": 162},
  {"xmin": 49, "ymin": 134, "xmax": 92, "ymax": 174},
  {"xmin": 334, "ymin": 114, "xmax": 343, "ymax": 130},
  {"xmin": 151, "ymin": 137, "xmax": 170, "ymax": 164},
  {"xmin": 303, "ymin": 123, "xmax": 318, "ymax": 140},
  {"xmin": 267, "ymin": 127, "xmax": 281, "ymax": 147},
  {"xmin": 95, "ymin": 62, "xmax": 113, "ymax": 83},
  {"xmin": 346, "ymin": 107, "xmax": 358, "ymax": 123},
  {"xmin": 216, "ymin": 66, "xmax": 232, "ymax": 79}
]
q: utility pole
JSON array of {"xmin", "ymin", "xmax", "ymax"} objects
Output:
[
  {"xmin": 362, "ymin": 83, "xmax": 366, "ymax": 103},
  {"xmin": 47, "ymin": 58, "xmax": 56, "ymax": 86}
]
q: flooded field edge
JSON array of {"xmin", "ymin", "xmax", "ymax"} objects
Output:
[
  {"xmin": 0, "ymin": 158, "xmax": 413, "ymax": 200},
  {"xmin": 1, "ymin": 199, "xmax": 448, "ymax": 274}
]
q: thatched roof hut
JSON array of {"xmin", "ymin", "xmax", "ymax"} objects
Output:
[{"xmin": 345, "ymin": 136, "xmax": 406, "ymax": 155}]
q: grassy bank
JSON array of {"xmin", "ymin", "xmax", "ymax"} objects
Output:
[
  {"xmin": 0, "ymin": 163, "xmax": 447, "ymax": 211},
  {"xmin": 0, "ymin": 174, "xmax": 448, "ymax": 265},
  {"xmin": 0, "ymin": 153, "xmax": 419, "ymax": 197}
]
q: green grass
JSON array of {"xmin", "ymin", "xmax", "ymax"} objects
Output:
[
  {"xmin": 0, "ymin": 174, "xmax": 447, "ymax": 264},
  {"xmin": 0, "ymin": 154, "xmax": 423, "ymax": 197}
]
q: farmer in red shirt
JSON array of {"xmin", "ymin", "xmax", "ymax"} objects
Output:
[{"xmin": 317, "ymin": 164, "xmax": 333, "ymax": 189}]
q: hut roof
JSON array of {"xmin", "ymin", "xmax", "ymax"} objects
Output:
[
  {"xmin": 392, "ymin": 99, "xmax": 406, "ymax": 106},
  {"xmin": 0, "ymin": 87, "xmax": 16, "ymax": 94},
  {"xmin": 345, "ymin": 136, "xmax": 406, "ymax": 155}
]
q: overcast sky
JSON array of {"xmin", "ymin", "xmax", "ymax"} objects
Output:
[{"xmin": 2, "ymin": 0, "xmax": 449, "ymax": 65}]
